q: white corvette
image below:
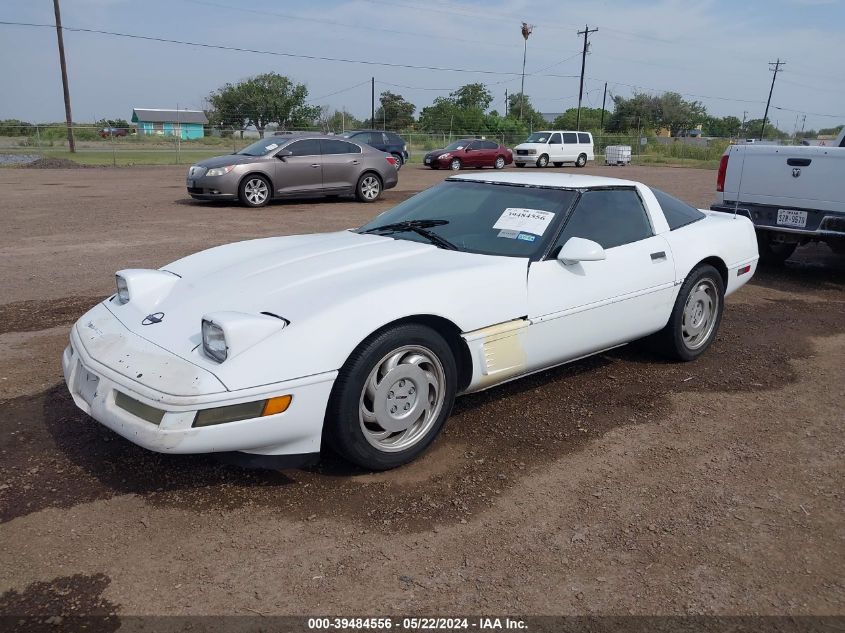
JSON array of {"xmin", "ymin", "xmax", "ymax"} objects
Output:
[{"xmin": 63, "ymin": 173, "xmax": 759, "ymax": 470}]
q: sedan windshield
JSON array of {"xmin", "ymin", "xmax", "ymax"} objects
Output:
[
  {"xmin": 443, "ymin": 140, "xmax": 470, "ymax": 151},
  {"xmin": 525, "ymin": 132, "xmax": 551, "ymax": 143},
  {"xmin": 357, "ymin": 180, "xmax": 577, "ymax": 258},
  {"xmin": 236, "ymin": 138, "xmax": 286, "ymax": 156}
]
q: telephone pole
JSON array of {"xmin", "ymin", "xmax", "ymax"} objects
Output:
[
  {"xmin": 576, "ymin": 24, "xmax": 598, "ymax": 131},
  {"xmin": 371, "ymin": 77, "xmax": 375, "ymax": 127},
  {"xmin": 599, "ymin": 81, "xmax": 607, "ymax": 133},
  {"xmin": 52, "ymin": 0, "xmax": 75, "ymax": 152},
  {"xmin": 505, "ymin": 89, "xmax": 509, "ymax": 117},
  {"xmin": 519, "ymin": 23, "xmax": 534, "ymax": 121},
  {"xmin": 760, "ymin": 59, "xmax": 784, "ymax": 140}
]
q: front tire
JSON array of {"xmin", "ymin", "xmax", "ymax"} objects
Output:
[
  {"xmin": 575, "ymin": 153, "xmax": 587, "ymax": 167},
  {"xmin": 239, "ymin": 175, "xmax": 271, "ymax": 208},
  {"xmin": 536, "ymin": 154, "xmax": 549, "ymax": 168},
  {"xmin": 650, "ymin": 264, "xmax": 725, "ymax": 361},
  {"xmin": 356, "ymin": 172, "xmax": 382, "ymax": 202},
  {"xmin": 324, "ymin": 324, "xmax": 457, "ymax": 470},
  {"xmin": 449, "ymin": 158, "xmax": 462, "ymax": 171}
]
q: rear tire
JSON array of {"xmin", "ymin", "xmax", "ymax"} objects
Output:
[
  {"xmin": 575, "ymin": 153, "xmax": 587, "ymax": 167},
  {"xmin": 356, "ymin": 172, "xmax": 382, "ymax": 202},
  {"xmin": 494, "ymin": 156, "xmax": 506, "ymax": 169},
  {"xmin": 757, "ymin": 233, "xmax": 797, "ymax": 265},
  {"xmin": 238, "ymin": 175, "xmax": 272, "ymax": 208},
  {"xmin": 323, "ymin": 324, "xmax": 457, "ymax": 470},
  {"xmin": 648, "ymin": 264, "xmax": 725, "ymax": 362},
  {"xmin": 536, "ymin": 154, "xmax": 549, "ymax": 168}
]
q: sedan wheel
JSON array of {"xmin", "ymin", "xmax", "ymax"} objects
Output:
[
  {"xmin": 356, "ymin": 173, "xmax": 382, "ymax": 202},
  {"xmin": 239, "ymin": 176, "xmax": 271, "ymax": 208},
  {"xmin": 324, "ymin": 324, "xmax": 456, "ymax": 470},
  {"xmin": 647, "ymin": 264, "xmax": 724, "ymax": 361},
  {"xmin": 494, "ymin": 156, "xmax": 506, "ymax": 169},
  {"xmin": 450, "ymin": 158, "xmax": 462, "ymax": 171}
]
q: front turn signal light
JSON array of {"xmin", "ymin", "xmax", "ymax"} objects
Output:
[{"xmin": 262, "ymin": 395, "xmax": 292, "ymax": 416}]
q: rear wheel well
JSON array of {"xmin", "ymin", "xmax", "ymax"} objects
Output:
[
  {"xmin": 696, "ymin": 256, "xmax": 728, "ymax": 287},
  {"xmin": 365, "ymin": 315, "xmax": 472, "ymax": 392}
]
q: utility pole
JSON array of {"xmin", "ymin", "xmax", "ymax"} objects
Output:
[
  {"xmin": 576, "ymin": 24, "xmax": 598, "ymax": 131},
  {"xmin": 741, "ymin": 110, "xmax": 747, "ymax": 138},
  {"xmin": 371, "ymin": 77, "xmax": 375, "ymax": 128},
  {"xmin": 599, "ymin": 81, "xmax": 607, "ymax": 133},
  {"xmin": 760, "ymin": 58, "xmax": 784, "ymax": 140},
  {"xmin": 519, "ymin": 22, "xmax": 534, "ymax": 120},
  {"xmin": 52, "ymin": 0, "xmax": 75, "ymax": 152},
  {"xmin": 505, "ymin": 89, "xmax": 509, "ymax": 117}
]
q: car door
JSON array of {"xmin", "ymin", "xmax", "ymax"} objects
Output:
[
  {"xmin": 547, "ymin": 133, "xmax": 563, "ymax": 162},
  {"xmin": 320, "ymin": 138, "xmax": 363, "ymax": 192},
  {"xmin": 461, "ymin": 141, "xmax": 480, "ymax": 167},
  {"xmin": 274, "ymin": 138, "xmax": 323, "ymax": 196},
  {"xmin": 523, "ymin": 188, "xmax": 676, "ymax": 371},
  {"xmin": 561, "ymin": 132, "xmax": 579, "ymax": 162},
  {"xmin": 481, "ymin": 140, "xmax": 500, "ymax": 166}
]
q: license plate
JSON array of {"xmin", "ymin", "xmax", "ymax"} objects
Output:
[
  {"xmin": 424, "ymin": 158, "xmax": 431, "ymax": 164},
  {"xmin": 186, "ymin": 179, "xmax": 194, "ymax": 188},
  {"xmin": 777, "ymin": 209, "xmax": 807, "ymax": 228}
]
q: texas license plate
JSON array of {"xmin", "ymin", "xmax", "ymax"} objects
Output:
[
  {"xmin": 777, "ymin": 209, "xmax": 807, "ymax": 228},
  {"xmin": 186, "ymin": 179, "xmax": 194, "ymax": 187}
]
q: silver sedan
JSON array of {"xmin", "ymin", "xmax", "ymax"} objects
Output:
[{"xmin": 186, "ymin": 134, "xmax": 399, "ymax": 208}]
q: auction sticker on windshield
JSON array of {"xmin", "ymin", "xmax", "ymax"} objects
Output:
[{"xmin": 493, "ymin": 208, "xmax": 555, "ymax": 236}]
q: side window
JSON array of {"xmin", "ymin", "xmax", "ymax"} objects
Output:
[
  {"xmin": 321, "ymin": 139, "xmax": 361, "ymax": 155},
  {"xmin": 553, "ymin": 189, "xmax": 652, "ymax": 252},
  {"xmin": 549, "ymin": 133, "xmax": 562, "ymax": 144},
  {"xmin": 380, "ymin": 133, "xmax": 390, "ymax": 145},
  {"xmin": 577, "ymin": 133, "xmax": 591, "ymax": 144},
  {"xmin": 483, "ymin": 140, "xmax": 499, "ymax": 149},
  {"xmin": 562, "ymin": 132, "xmax": 578, "ymax": 144},
  {"xmin": 286, "ymin": 139, "xmax": 321, "ymax": 156},
  {"xmin": 650, "ymin": 187, "xmax": 704, "ymax": 230}
]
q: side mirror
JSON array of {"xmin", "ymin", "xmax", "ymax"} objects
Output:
[
  {"xmin": 557, "ymin": 237, "xmax": 606, "ymax": 265},
  {"xmin": 276, "ymin": 149, "xmax": 292, "ymax": 161}
]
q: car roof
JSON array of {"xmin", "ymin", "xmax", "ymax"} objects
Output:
[{"xmin": 447, "ymin": 172, "xmax": 640, "ymax": 189}]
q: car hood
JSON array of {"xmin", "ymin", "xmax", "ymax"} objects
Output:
[
  {"xmin": 195, "ymin": 154, "xmax": 272, "ymax": 168},
  {"xmin": 103, "ymin": 231, "xmax": 530, "ymax": 387}
]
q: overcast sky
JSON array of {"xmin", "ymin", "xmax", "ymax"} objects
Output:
[{"xmin": 1, "ymin": 0, "xmax": 842, "ymax": 132}]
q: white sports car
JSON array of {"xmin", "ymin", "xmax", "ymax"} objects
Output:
[{"xmin": 63, "ymin": 173, "xmax": 759, "ymax": 470}]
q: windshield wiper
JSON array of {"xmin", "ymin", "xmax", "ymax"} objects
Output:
[{"xmin": 362, "ymin": 219, "xmax": 457, "ymax": 250}]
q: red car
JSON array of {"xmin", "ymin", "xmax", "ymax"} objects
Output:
[{"xmin": 423, "ymin": 138, "xmax": 513, "ymax": 170}]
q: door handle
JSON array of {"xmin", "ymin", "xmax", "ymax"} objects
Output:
[
  {"xmin": 311, "ymin": 164, "xmax": 320, "ymax": 168},
  {"xmin": 787, "ymin": 158, "xmax": 811, "ymax": 167},
  {"xmin": 350, "ymin": 160, "xmax": 360, "ymax": 165},
  {"xmin": 650, "ymin": 251, "xmax": 667, "ymax": 261}
]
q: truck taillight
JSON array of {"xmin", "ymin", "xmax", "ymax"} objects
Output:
[{"xmin": 716, "ymin": 154, "xmax": 729, "ymax": 192}]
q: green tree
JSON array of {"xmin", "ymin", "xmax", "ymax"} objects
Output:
[
  {"xmin": 451, "ymin": 83, "xmax": 493, "ymax": 111},
  {"xmin": 551, "ymin": 107, "xmax": 606, "ymax": 131},
  {"xmin": 207, "ymin": 72, "xmax": 320, "ymax": 137},
  {"xmin": 373, "ymin": 91, "xmax": 416, "ymax": 130},
  {"xmin": 608, "ymin": 91, "xmax": 706, "ymax": 136},
  {"xmin": 659, "ymin": 92, "xmax": 706, "ymax": 137},
  {"xmin": 818, "ymin": 125, "xmax": 843, "ymax": 136},
  {"xmin": 507, "ymin": 93, "xmax": 546, "ymax": 131},
  {"xmin": 321, "ymin": 109, "xmax": 363, "ymax": 133},
  {"xmin": 702, "ymin": 115, "xmax": 742, "ymax": 138},
  {"xmin": 95, "ymin": 117, "xmax": 131, "ymax": 130},
  {"xmin": 744, "ymin": 118, "xmax": 788, "ymax": 139}
]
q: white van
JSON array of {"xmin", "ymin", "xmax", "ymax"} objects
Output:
[{"xmin": 513, "ymin": 131, "xmax": 595, "ymax": 168}]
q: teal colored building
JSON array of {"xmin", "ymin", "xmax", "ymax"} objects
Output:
[{"xmin": 132, "ymin": 108, "xmax": 208, "ymax": 139}]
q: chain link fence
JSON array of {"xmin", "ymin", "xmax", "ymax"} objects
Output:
[{"xmin": 0, "ymin": 124, "xmax": 735, "ymax": 167}]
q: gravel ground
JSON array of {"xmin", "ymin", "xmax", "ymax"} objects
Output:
[{"xmin": 0, "ymin": 164, "xmax": 842, "ymax": 622}]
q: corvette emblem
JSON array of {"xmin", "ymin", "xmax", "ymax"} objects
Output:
[{"xmin": 142, "ymin": 312, "xmax": 165, "ymax": 325}]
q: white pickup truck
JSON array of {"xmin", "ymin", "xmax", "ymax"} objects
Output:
[{"xmin": 710, "ymin": 128, "xmax": 845, "ymax": 263}]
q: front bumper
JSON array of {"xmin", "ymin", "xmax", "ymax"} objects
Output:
[
  {"xmin": 186, "ymin": 174, "xmax": 238, "ymax": 200},
  {"xmin": 710, "ymin": 203, "xmax": 845, "ymax": 239},
  {"xmin": 63, "ymin": 322, "xmax": 336, "ymax": 456}
]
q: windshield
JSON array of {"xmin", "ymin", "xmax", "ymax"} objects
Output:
[
  {"xmin": 357, "ymin": 180, "xmax": 577, "ymax": 258},
  {"xmin": 444, "ymin": 140, "xmax": 469, "ymax": 151},
  {"xmin": 525, "ymin": 132, "xmax": 551, "ymax": 143},
  {"xmin": 236, "ymin": 138, "xmax": 286, "ymax": 156}
]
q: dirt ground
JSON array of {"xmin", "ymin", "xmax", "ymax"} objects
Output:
[{"xmin": 0, "ymin": 163, "xmax": 843, "ymax": 623}]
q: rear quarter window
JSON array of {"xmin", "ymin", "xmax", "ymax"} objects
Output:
[
  {"xmin": 577, "ymin": 133, "xmax": 591, "ymax": 144},
  {"xmin": 650, "ymin": 188, "xmax": 706, "ymax": 230}
]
